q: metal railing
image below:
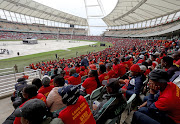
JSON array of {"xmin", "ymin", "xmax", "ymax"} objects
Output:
[{"xmin": 0, "ymin": 67, "xmax": 41, "ymax": 98}]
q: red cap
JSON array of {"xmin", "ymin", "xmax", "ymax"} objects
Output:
[
  {"xmin": 89, "ymin": 64, "xmax": 97, "ymax": 70},
  {"xmin": 130, "ymin": 64, "xmax": 141, "ymax": 73},
  {"xmin": 99, "ymin": 62, "xmax": 104, "ymax": 66}
]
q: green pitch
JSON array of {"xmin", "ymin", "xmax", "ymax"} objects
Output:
[{"xmin": 0, "ymin": 40, "xmax": 112, "ymax": 72}]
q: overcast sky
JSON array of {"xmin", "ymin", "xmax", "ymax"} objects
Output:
[{"xmin": 34, "ymin": 0, "xmax": 118, "ymax": 35}]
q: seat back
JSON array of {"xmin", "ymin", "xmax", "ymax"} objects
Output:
[
  {"xmin": 126, "ymin": 93, "xmax": 136, "ymax": 114},
  {"xmin": 81, "ymin": 75, "xmax": 88, "ymax": 82},
  {"xmin": 95, "ymin": 96, "xmax": 127, "ymax": 124},
  {"xmin": 90, "ymin": 86, "xmax": 103, "ymax": 109}
]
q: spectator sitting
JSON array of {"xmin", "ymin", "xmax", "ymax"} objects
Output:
[
  {"xmin": 11, "ymin": 78, "xmax": 27, "ymax": 102},
  {"xmin": 98, "ymin": 64, "xmax": 109, "ymax": 86},
  {"xmin": 81, "ymin": 70, "xmax": 101, "ymax": 95},
  {"xmin": 51, "ymin": 69, "xmax": 59, "ymax": 79},
  {"xmin": 14, "ymin": 99, "xmax": 63, "ymax": 124},
  {"xmin": 68, "ymin": 68, "xmax": 81, "ymax": 85},
  {"xmin": 161, "ymin": 56, "xmax": 179, "ymax": 79},
  {"xmin": 13, "ymin": 85, "xmax": 46, "ymax": 124},
  {"xmin": 113, "ymin": 58, "xmax": 126, "ymax": 78},
  {"xmin": 38, "ymin": 76, "xmax": 54, "ymax": 97},
  {"xmin": 106, "ymin": 63, "xmax": 116, "ymax": 78},
  {"xmin": 81, "ymin": 56, "xmax": 89, "ymax": 67},
  {"xmin": 120, "ymin": 64, "xmax": 144, "ymax": 99},
  {"xmin": 93, "ymin": 78, "xmax": 127, "ymax": 124},
  {"xmin": 79, "ymin": 66, "xmax": 88, "ymax": 77},
  {"xmin": 47, "ymin": 76, "xmax": 66, "ymax": 112},
  {"xmin": 132, "ymin": 69, "xmax": 180, "ymax": 124},
  {"xmin": 58, "ymin": 85, "xmax": 96, "ymax": 124},
  {"xmin": 32, "ymin": 78, "xmax": 42, "ymax": 90}
]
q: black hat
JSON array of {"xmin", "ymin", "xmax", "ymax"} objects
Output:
[
  {"xmin": 14, "ymin": 99, "xmax": 47, "ymax": 120},
  {"xmin": 58, "ymin": 85, "xmax": 80, "ymax": 106},
  {"xmin": 149, "ymin": 69, "xmax": 169, "ymax": 83}
]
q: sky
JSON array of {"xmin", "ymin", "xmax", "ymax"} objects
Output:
[{"xmin": 34, "ymin": 0, "xmax": 118, "ymax": 35}]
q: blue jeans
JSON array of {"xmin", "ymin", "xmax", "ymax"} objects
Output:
[{"xmin": 132, "ymin": 107, "xmax": 176, "ymax": 124}]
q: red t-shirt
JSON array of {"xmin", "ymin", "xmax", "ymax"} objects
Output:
[
  {"xmin": 75, "ymin": 67, "xmax": 81, "ymax": 73},
  {"xmin": 98, "ymin": 73, "xmax": 109, "ymax": 86},
  {"xmin": 155, "ymin": 82, "xmax": 180, "ymax": 124},
  {"xmin": 13, "ymin": 93, "xmax": 46, "ymax": 124},
  {"xmin": 38, "ymin": 85, "xmax": 54, "ymax": 97},
  {"xmin": 82, "ymin": 77, "xmax": 97, "ymax": 94},
  {"xmin": 58, "ymin": 96, "xmax": 96, "ymax": 124},
  {"xmin": 113, "ymin": 64, "xmax": 126, "ymax": 78},
  {"xmin": 68, "ymin": 75, "xmax": 81, "ymax": 85},
  {"xmin": 107, "ymin": 69, "xmax": 116, "ymax": 78},
  {"xmin": 136, "ymin": 59, "xmax": 144, "ymax": 64},
  {"xmin": 79, "ymin": 70, "xmax": 88, "ymax": 77}
]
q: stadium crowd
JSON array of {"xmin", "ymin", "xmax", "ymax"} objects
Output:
[{"xmin": 3, "ymin": 36, "xmax": 180, "ymax": 124}]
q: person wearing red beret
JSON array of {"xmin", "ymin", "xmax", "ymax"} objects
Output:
[{"xmin": 120, "ymin": 64, "xmax": 144, "ymax": 99}]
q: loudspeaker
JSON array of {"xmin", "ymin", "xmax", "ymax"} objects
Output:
[{"xmin": 100, "ymin": 43, "xmax": 105, "ymax": 46}]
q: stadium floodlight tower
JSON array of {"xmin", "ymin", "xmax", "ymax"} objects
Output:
[{"xmin": 84, "ymin": 0, "xmax": 106, "ymax": 36}]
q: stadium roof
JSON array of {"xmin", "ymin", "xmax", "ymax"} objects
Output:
[
  {"xmin": 103, "ymin": 0, "xmax": 180, "ymax": 26},
  {"xmin": 0, "ymin": 0, "xmax": 88, "ymax": 26}
]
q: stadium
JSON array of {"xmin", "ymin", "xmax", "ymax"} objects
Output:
[{"xmin": 0, "ymin": 0, "xmax": 180, "ymax": 124}]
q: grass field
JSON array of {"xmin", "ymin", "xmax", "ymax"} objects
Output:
[{"xmin": 0, "ymin": 40, "xmax": 112, "ymax": 72}]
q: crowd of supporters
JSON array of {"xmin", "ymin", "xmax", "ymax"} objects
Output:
[{"xmin": 3, "ymin": 36, "xmax": 180, "ymax": 124}]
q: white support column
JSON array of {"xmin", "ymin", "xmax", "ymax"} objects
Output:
[{"xmin": 3, "ymin": 10, "xmax": 7, "ymax": 20}]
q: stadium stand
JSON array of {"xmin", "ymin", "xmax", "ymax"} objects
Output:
[
  {"xmin": 1, "ymin": 0, "xmax": 180, "ymax": 124},
  {"xmin": 104, "ymin": 19, "xmax": 180, "ymax": 37}
]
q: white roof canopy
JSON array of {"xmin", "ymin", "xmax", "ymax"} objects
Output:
[
  {"xmin": 0, "ymin": 0, "xmax": 88, "ymax": 26},
  {"xmin": 103, "ymin": 0, "xmax": 180, "ymax": 26}
]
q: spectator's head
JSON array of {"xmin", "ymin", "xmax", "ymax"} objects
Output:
[
  {"xmin": 148, "ymin": 69, "xmax": 169, "ymax": 91},
  {"xmin": 54, "ymin": 69, "xmax": 58, "ymax": 75},
  {"xmin": 151, "ymin": 54, "xmax": 156, "ymax": 61},
  {"xmin": 99, "ymin": 64, "xmax": 106, "ymax": 74},
  {"xmin": 140, "ymin": 65, "xmax": 147, "ymax": 74},
  {"xmin": 53, "ymin": 76, "xmax": 65, "ymax": 87},
  {"xmin": 161, "ymin": 56, "xmax": 173, "ymax": 68},
  {"xmin": 60, "ymin": 70, "xmax": 66, "ymax": 77},
  {"xmin": 113, "ymin": 58, "xmax": 119, "ymax": 65},
  {"xmin": 14, "ymin": 99, "xmax": 47, "ymax": 124},
  {"xmin": 173, "ymin": 52, "xmax": 180, "ymax": 61},
  {"xmin": 81, "ymin": 66, "xmax": 85, "ymax": 71},
  {"xmin": 22, "ymin": 85, "xmax": 38, "ymax": 99},
  {"xmin": 42, "ymin": 76, "xmax": 51, "ymax": 87},
  {"xmin": 88, "ymin": 70, "xmax": 101, "ymax": 87},
  {"xmin": 130, "ymin": 64, "xmax": 141, "ymax": 76},
  {"xmin": 121, "ymin": 57, "xmax": 125, "ymax": 62},
  {"xmin": 32, "ymin": 78, "xmax": 42, "ymax": 90},
  {"xmin": 69, "ymin": 68, "xmax": 76, "ymax": 76},
  {"xmin": 102, "ymin": 78, "xmax": 120, "ymax": 94},
  {"xmin": 58, "ymin": 85, "xmax": 80, "ymax": 106},
  {"xmin": 106, "ymin": 63, "xmax": 112, "ymax": 71}
]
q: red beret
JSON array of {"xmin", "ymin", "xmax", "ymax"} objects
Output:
[
  {"xmin": 130, "ymin": 64, "xmax": 141, "ymax": 73},
  {"xmin": 81, "ymin": 66, "xmax": 85, "ymax": 71}
]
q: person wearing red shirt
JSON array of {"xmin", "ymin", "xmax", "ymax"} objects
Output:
[
  {"xmin": 58, "ymin": 85, "xmax": 96, "ymax": 124},
  {"xmin": 38, "ymin": 76, "xmax": 54, "ymax": 97},
  {"xmin": 132, "ymin": 69, "xmax": 180, "ymax": 124},
  {"xmin": 81, "ymin": 70, "xmax": 101, "ymax": 95},
  {"xmin": 98, "ymin": 64, "xmax": 109, "ymax": 86},
  {"xmin": 106, "ymin": 63, "xmax": 116, "ymax": 78},
  {"xmin": 113, "ymin": 58, "xmax": 126, "ymax": 78},
  {"xmin": 68, "ymin": 68, "xmax": 81, "ymax": 85},
  {"xmin": 79, "ymin": 66, "xmax": 88, "ymax": 77},
  {"xmin": 14, "ymin": 85, "xmax": 46, "ymax": 124}
]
